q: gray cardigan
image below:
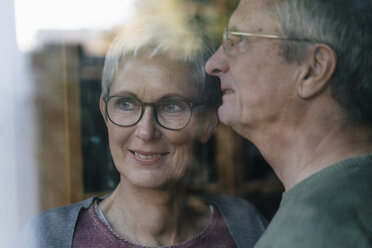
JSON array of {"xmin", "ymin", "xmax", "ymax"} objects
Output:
[{"xmin": 14, "ymin": 193, "xmax": 266, "ymax": 248}]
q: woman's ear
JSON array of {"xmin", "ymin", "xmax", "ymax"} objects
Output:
[
  {"xmin": 199, "ymin": 112, "xmax": 219, "ymax": 143},
  {"xmin": 297, "ymin": 43, "xmax": 337, "ymax": 99},
  {"xmin": 99, "ymin": 94, "xmax": 108, "ymax": 124}
]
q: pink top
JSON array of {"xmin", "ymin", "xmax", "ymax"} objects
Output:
[{"xmin": 72, "ymin": 199, "xmax": 237, "ymax": 248}]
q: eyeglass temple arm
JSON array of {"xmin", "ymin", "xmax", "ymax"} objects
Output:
[{"xmin": 229, "ymin": 31, "xmax": 316, "ymax": 43}]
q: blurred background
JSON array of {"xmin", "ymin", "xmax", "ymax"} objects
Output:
[{"xmin": 1, "ymin": 0, "xmax": 283, "ymax": 246}]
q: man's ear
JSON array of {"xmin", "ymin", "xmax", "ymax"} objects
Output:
[
  {"xmin": 199, "ymin": 112, "xmax": 219, "ymax": 143},
  {"xmin": 297, "ymin": 44, "xmax": 337, "ymax": 99},
  {"xmin": 99, "ymin": 94, "xmax": 108, "ymax": 124}
]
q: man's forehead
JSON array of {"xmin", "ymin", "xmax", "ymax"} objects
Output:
[{"xmin": 229, "ymin": 0, "xmax": 279, "ymax": 33}]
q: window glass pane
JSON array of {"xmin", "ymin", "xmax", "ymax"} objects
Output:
[{"xmin": 12, "ymin": 0, "xmax": 282, "ymax": 224}]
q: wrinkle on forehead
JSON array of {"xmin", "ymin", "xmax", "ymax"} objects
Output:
[
  {"xmin": 247, "ymin": 0, "xmax": 280, "ymax": 10},
  {"xmin": 229, "ymin": 0, "xmax": 281, "ymax": 34},
  {"xmin": 110, "ymin": 55, "xmax": 198, "ymax": 101}
]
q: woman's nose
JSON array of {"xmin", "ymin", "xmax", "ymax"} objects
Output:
[
  {"xmin": 135, "ymin": 107, "xmax": 160, "ymax": 141},
  {"xmin": 205, "ymin": 46, "xmax": 229, "ymax": 76}
]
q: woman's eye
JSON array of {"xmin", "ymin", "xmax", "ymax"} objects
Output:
[
  {"xmin": 117, "ymin": 99, "xmax": 136, "ymax": 110},
  {"xmin": 160, "ymin": 101, "xmax": 186, "ymax": 113},
  {"xmin": 165, "ymin": 104, "xmax": 182, "ymax": 112}
]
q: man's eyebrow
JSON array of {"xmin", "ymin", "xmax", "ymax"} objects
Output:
[{"xmin": 228, "ymin": 25, "xmax": 239, "ymax": 32}]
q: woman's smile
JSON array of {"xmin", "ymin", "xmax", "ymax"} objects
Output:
[{"xmin": 129, "ymin": 149, "xmax": 169, "ymax": 164}]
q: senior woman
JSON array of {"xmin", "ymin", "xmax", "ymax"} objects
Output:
[{"xmin": 15, "ymin": 23, "xmax": 266, "ymax": 248}]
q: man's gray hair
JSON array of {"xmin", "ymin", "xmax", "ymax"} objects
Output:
[
  {"xmin": 269, "ymin": 0, "xmax": 372, "ymax": 127},
  {"xmin": 101, "ymin": 21, "xmax": 221, "ymax": 109}
]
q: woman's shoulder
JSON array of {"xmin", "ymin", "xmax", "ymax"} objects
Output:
[
  {"xmin": 14, "ymin": 197, "xmax": 97, "ymax": 248},
  {"xmin": 198, "ymin": 192, "xmax": 264, "ymax": 216},
  {"xmin": 25, "ymin": 196, "xmax": 94, "ymax": 228},
  {"xmin": 198, "ymin": 192, "xmax": 268, "ymax": 248}
]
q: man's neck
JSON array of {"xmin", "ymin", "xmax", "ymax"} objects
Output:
[{"xmin": 251, "ymin": 117, "xmax": 372, "ymax": 191}]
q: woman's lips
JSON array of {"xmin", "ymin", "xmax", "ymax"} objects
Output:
[
  {"xmin": 129, "ymin": 150, "xmax": 169, "ymax": 164},
  {"xmin": 133, "ymin": 151, "xmax": 162, "ymax": 159}
]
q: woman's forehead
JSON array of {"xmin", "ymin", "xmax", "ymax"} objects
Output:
[{"xmin": 110, "ymin": 56, "xmax": 199, "ymax": 100}]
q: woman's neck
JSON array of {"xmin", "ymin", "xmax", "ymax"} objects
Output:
[{"xmin": 99, "ymin": 181, "xmax": 210, "ymax": 246}]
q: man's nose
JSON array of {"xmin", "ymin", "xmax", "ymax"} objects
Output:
[
  {"xmin": 135, "ymin": 108, "xmax": 160, "ymax": 141},
  {"xmin": 205, "ymin": 45, "xmax": 229, "ymax": 76}
]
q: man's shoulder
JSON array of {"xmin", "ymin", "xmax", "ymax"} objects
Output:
[
  {"xmin": 255, "ymin": 156, "xmax": 372, "ymax": 248},
  {"xmin": 285, "ymin": 155, "xmax": 372, "ymax": 206},
  {"xmin": 257, "ymin": 204, "xmax": 372, "ymax": 248}
]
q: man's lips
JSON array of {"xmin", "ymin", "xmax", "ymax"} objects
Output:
[
  {"xmin": 221, "ymin": 84, "xmax": 234, "ymax": 95},
  {"xmin": 221, "ymin": 87, "xmax": 234, "ymax": 95},
  {"xmin": 222, "ymin": 89, "xmax": 234, "ymax": 94}
]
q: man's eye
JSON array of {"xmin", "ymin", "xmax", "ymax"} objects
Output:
[
  {"xmin": 239, "ymin": 35, "xmax": 246, "ymax": 43},
  {"xmin": 231, "ymin": 35, "xmax": 242, "ymax": 45}
]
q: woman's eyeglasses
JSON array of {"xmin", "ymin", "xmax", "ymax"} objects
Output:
[{"xmin": 104, "ymin": 95, "xmax": 204, "ymax": 130}]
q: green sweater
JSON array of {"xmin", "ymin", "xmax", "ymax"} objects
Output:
[{"xmin": 255, "ymin": 154, "xmax": 372, "ymax": 248}]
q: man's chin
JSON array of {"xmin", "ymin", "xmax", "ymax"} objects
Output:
[
  {"xmin": 218, "ymin": 105, "xmax": 249, "ymax": 139},
  {"xmin": 218, "ymin": 105, "xmax": 237, "ymax": 127}
]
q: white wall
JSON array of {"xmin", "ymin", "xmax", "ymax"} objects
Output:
[{"xmin": 0, "ymin": 0, "xmax": 39, "ymax": 246}]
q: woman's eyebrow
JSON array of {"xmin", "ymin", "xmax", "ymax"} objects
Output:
[
  {"xmin": 109, "ymin": 92, "xmax": 196, "ymax": 102},
  {"xmin": 109, "ymin": 91, "xmax": 137, "ymax": 97},
  {"xmin": 159, "ymin": 94, "xmax": 193, "ymax": 101}
]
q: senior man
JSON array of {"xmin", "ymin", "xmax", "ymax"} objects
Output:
[{"xmin": 206, "ymin": 0, "xmax": 372, "ymax": 247}]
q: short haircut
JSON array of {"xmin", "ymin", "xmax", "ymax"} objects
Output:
[
  {"xmin": 269, "ymin": 0, "xmax": 372, "ymax": 127},
  {"xmin": 101, "ymin": 20, "xmax": 221, "ymax": 111}
]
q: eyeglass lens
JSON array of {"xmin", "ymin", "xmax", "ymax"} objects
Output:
[{"xmin": 223, "ymin": 28, "xmax": 240, "ymax": 55}]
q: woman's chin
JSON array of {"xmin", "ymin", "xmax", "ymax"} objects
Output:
[{"xmin": 123, "ymin": 174, "xmax": 178, "ymax": 191}]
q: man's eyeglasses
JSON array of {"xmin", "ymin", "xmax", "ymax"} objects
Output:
[
  {"xmin": 223, "ymin": 28, "xmax": 316, "ymax": 55},
  {"xmin": 104, "ymin": 95, "xmax": 204, "ymax": 130}
]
